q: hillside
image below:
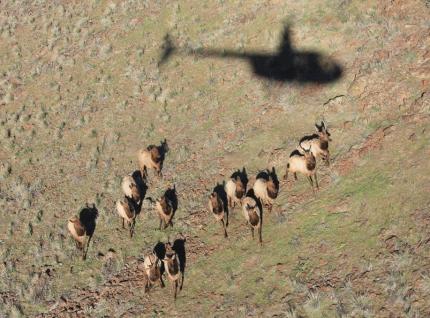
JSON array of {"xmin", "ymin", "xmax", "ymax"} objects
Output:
[{"xmin": 0, "ymin": 0, "xmax": 429, "ymax": 317}]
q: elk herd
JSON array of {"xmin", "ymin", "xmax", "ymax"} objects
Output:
[{"xmin": 67, "ymin": 122, "xmax": 331, "ymax": 299}]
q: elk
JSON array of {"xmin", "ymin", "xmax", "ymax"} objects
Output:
[
  {"xmin": 67, "ymin": 216, "xmax": 88, "ymax": 260},
  {"xmin": 67, "ymin": 204, "xmax": 98, "ymax": 260},
  {"xmin": 121, "ymin": 175, "xmax": 141, "ymax": 203},
  {"xmin": 155, "ymin": 185, "xmax": 177, "ymax": 230},
  {"xmin": 208, "ymin": 190, "xmax": 228, "ymax": 238},
  {"xmin": 116, "ymin": 196, "xmax": 136, "ymax": 237},
  {"xmin": 284, "ymin": 143, "xmax": 318, "ymax": 193},
  {"xmin": 162, "ymin": 242, "xmax": 183, "ymax": 300},
  {"xmin": 137, "ymin": 139, "xmax": 168, "ymax": 180},
  {"xmin": 225, "ymin": 168, "xmax": 247, "ymax": 209},
  {"xmin": 142, "ymin": 252, "xmax": 164, "ymax": 293},
  {"xmin": 253, "ymin": 167, "xmax": 279, "ymax": 213},
  {"xmin": 298, "ymin": 121, "xmax": 332, "ymax": 165},
  {"xmin": 242, "ymin": 189, "xmax": 263, "ymax": 246}
]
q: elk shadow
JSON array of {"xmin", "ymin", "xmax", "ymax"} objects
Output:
[
  {"xmin": 159, "ymin": 24, "xmax": 343, "ymax": 84},
  {"xmin": 172, "ymin": 236, "xmax": 186, "ymax": 290},
  {"xmin": 79, "ymin": 204, "xmax": 99, "ymax": 260},
  {"xmin": 132, "ymin": 170, "xmax": 148, "ymax": 215},
  {"xmin": 158, "ymin": 139, "xmax": 169, "ymax": 172},
  {"xmin": 153, "ymin": 241, "xmax": 167, "ymax": 275},
  {"xmin": 213, "ymin": 181, "xmax": 229, "ymax": 225}
]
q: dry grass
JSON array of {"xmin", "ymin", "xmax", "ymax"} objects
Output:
[{"xmin": 0, "ymin": 0, "xmax": 429, "ymax": 316}]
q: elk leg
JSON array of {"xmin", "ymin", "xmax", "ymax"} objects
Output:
[
  {"xmin": 258, "ymin": 227, "xmax": 262, "ymax": 246},
  {"xmin": 140, "ymin": 166, "xmax": 146, "ymax": 181},
  {"xmin": 175, "ymin": 280, "xmax": 178, "ymax": 299},
  {"xmin": 308, "ymin": 176, "xmax": 315, "ymax": 194},
  {"xmin": 180, "ymin": 272, "xmax": 184, "ymax": 291},
  {"xmin": 122, "ymin": 218, "xmax": 125, "ymax": 229},
  {"xmin": 143, "ymin": 166, "xmax": 148, "ymax": 182},
  {"xmin": 251, "ymin": 226, "xmax": 254, "ymax": 239},
  {"xmin": 143, "ymin": 273, "xmax": 148, "ymax": 294},
  {"xmin": 129, "ymin": 220, "xmax": 134, "ymax": 238},
  {"xmin": 78, "ymin": 242, "xmax": 84, "ymax": 260},
  {"xmin": 228, "ymin": 197, "xmax": 232, "ymax": 208},
  {"xmin": 159, "ymin": 218, "xmax": 163, "ymax": 230},
  {"xmin": 76, "ymin": 241, "xmax": 82, "ymax": 253},
  {"xmin": 314, "ymin": 172, "xmax": 319, "ymax": 190},
  {"xmin": 83, "ymin": 236, "xmax": 92, "ymax": 260},
  {"xmin": 294, "ymin": 172, "xmax": 298, "ymax": 180},
  {"xmin": 221, "ymin": 219, "xmax": 228, "ymax": 238},
  {"xmin": 225, "ymin": 209, "xmax": 229, "ymax": 227},
  {"xmin": 283, "ymin": 170, "xmax": 288, "ymax": 181},
  {"xmin": 160, "ymin": 275, "xmax": 165, "ymax": 288}
]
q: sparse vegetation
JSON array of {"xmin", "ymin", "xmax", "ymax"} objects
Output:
[{"xmin": 0, "ymin": 0, "xmax": 429, "ymax": 317}]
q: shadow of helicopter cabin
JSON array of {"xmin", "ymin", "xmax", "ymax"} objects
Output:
[{"xmin": 159, "ymin": 24, "xmax": 343, "ymax": 84}]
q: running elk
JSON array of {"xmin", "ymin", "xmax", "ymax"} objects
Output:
[
  {"xmin": 225, "ymin": 168, "xmax": 248, "ymax": 209},
  {"xmin": 163, "ymin": 241, "xmax": 183, "ymax": 300},
  {"xmin": 121, "ymin": 175, "xmax": 141, "ymax": 203},
  {"xmin": 299, "ymin": 121, "xmax": 331, "ymax": 165},
  {"xmin": 67, "ymin": 216, "xmax": 87, "ymax": 260},
  {"xmin": 156, "ymin": 185, "xmax": 178, "ymax": 230},
  {"xmin": 116, "ymin": 196, "xmax": 137, "ymax": 237},
  {"xmin": 67, "ymin": 204, "xmax": 98, "ymax": 260},
  {"xmin": 253, "ymin": 167, "xmax": 279, "ymax": 213},
  {"xmin": 142, "ymin": 252, "xmax": 164, "ymax": 293},
  {"xmin": 242, "ymin": 189, "xmax": 263, "ymax": 246},
  {"xmin": 208, "ymin": 183, "xmax": 229, "ymax": 238},
  {"xmin": 284, "ymin": 143, "xmax": 319, "ymax": 193},
  {"xmin": 137, "ymin": 139, "xmax": 169, "ymax": 180}
]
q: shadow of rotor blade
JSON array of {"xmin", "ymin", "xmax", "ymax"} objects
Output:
[{"xmin": 159, "ymin": 34, "xmax": 176, "ymax": 65}]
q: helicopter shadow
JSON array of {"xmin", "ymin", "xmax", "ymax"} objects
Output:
[{"xmin": 159, "ymin": 24, "xmax": 343, "ymax": 84}]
